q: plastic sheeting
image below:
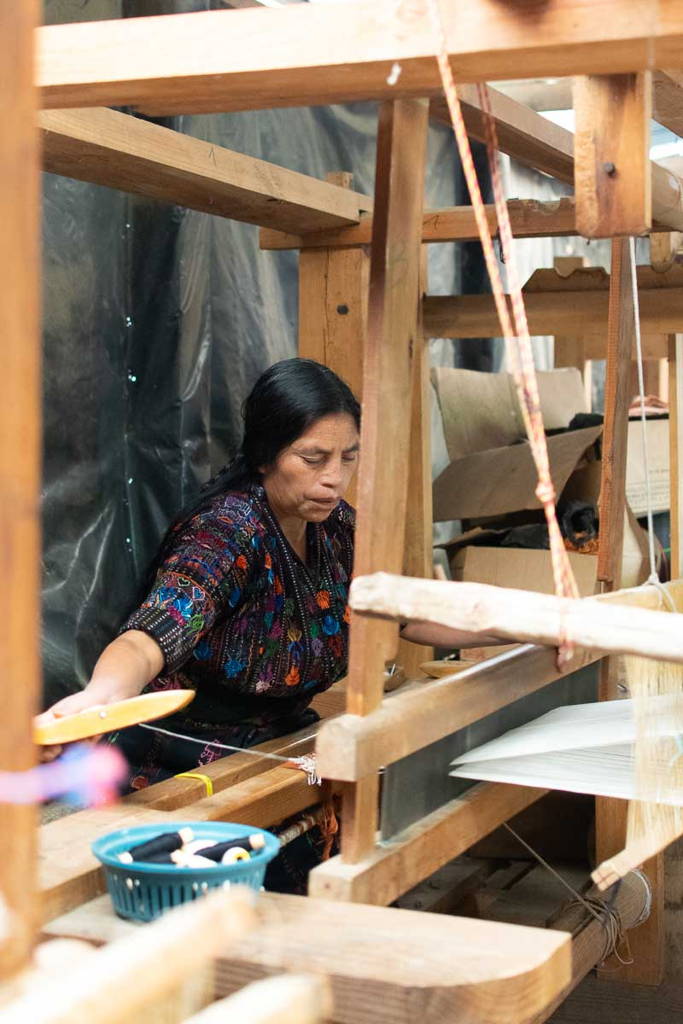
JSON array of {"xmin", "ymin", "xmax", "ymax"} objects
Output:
[{"xmin": 41, "ymin": 0, "xmax": 477, "ymax": 704}]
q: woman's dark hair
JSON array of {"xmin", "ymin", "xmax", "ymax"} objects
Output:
[{"xmin": 142, "ymin": 358, "xmax": 360, "ymax": 588}]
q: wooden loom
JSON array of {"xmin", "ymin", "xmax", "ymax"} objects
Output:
[{"xmin": 5, "ymin": 1, "xmax": 683, "ymax": 1020}]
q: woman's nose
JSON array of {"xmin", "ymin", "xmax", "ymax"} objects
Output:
[{"xmin": 321, "ymin": 460, "xmax": 343, "ymax": 488}]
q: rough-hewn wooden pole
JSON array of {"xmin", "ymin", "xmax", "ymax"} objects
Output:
[{"xmin": 0, "ymin": 0, "xmax": 41, "ymax": 981}]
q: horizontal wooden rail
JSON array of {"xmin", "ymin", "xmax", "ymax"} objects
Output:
[
  {"xmin": 316, "ymin": 644, "xmax": 598, "ymax": 782},
  {"xmin": 438, "ymin": 83, "xmax": 683, "ymax": 233},
  {"xmin": 317, "ymin": 581, "xmax": 679, "ymax": 782},
  {"xmin": 41, "ymin": 107, "xmax": 371, "ymax": 233},
  {"xmin": 423, "ymin": 289, "xmax": 683, "ymax": 339},
  {"xmin": 38, "ymin": 3, "xmax": 683, "ymax": 114},
  {"xmin": 260, "ymin": 198, "xmax": 578, "ymax": 251},
  {"xmin": 44, "ymin": 890, "xmax": 571, "ymax": 1024},
  {"xmin": 309, "ymin": 781, "xmax": 547, "ymax": 906},
  {"xmin": 40, "ymin": 765, "xmax": 327, "ymax": 922}
]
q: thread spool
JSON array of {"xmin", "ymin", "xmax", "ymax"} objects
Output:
[
  {"xmin": 191, "ymin": 834, "xmax": 265, "ymax": 862},
  {"xmin": 118, "ymin": 827, "xmax": 194, "ymax": 864},
  {"xmin": 171, "ymin": 852, "xmax": 221, "ymax": 869},
  {"xmin": 221, "ymin": 848, "xmax": 251, "ymax": 865}
]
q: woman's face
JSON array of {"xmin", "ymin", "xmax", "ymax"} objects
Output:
[{"xmin": 261, "ymin": 413, "xmax": 360, "ymax": 523}]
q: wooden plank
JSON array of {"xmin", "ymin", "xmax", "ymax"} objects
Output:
[
  {"xmin": 37, "ymin": 2, "xmax": 683, "ymax": 114},
  {"xmin": 125, "ymin": 721, "xmax": 320, "ymax": 812},
  {"xmin": 597, "ymin": 238, "xmax": 634, "ymax": 588},
  {"xmin": 341, "ymin": 99, "xmax": 428, "ymax": 863},
  {"xmin": 670, "ymin": 334, "xmax": 683, "ymax": 579},
  {"xmin": 40, "ymin": 766, "xmax": 326, "ymax": 921},
  {"xmin": 350, "ymin": 573, "xmax": 683, "ymax": 665},
  {"xmin": 182, "ymin": 975, "xmax": 331, "ymax": 1024},
  {"xmin": 4, "ymin": 889, "xmax": 255, "ymax": 1024},
  {"xmin": 553, "ymin": 256, "xmax": 589, "ymax": 402},
  {"xmin": 40, "ymin": 107, "xmax": 371, "ymax": 233},
  {"xmin": 650, "ymin": 230, "xmax": 683, "ymax": 271},
  {"xmin": 434, "ymin": 82, "xmax": 683, "ymax": 231},
  {"xmin": 310, "ymin": 781, "xmax": 547, "ymax": 906},
  {"xmin": 43, "ymin": 893, "xmax": 572, "ymax": 1024},
  {"xmin": 317, "ymin": 644, "xmax": 600, "ymax": 783},
  {"xmin": 593, "ymin": 238, "xmax": 665, "ymax": 986},
  {"xmin": 653, "ymin": 69, "xmax": 683, "ymax": 138},
  {"xmin": 316, "ymin": 580, "xmax": 682, "ymax": 783},
  {"xmin": 260, "ymin": 198, "xmax": 578, "ymax": 250},
  {"xmin": 398, "ymin": 249, "xmax": 432, "ymax": 678},
  {"xmin": 0, "ymin": 0, "xmax": 41, "ymax": 983},
  {"xmin": 574, "ymin": 74, "xmax": 651, "ymax": 237},
  {"xmin": 423, "ymin": 290, "xmax": 683, "ymax": 339},
  {"xmin": 298, "ymin": 172, "xmax": 369, "ymax": 507}
]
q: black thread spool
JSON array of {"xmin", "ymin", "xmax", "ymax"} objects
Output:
[
  {"xmin": 192, "ymin": 833, "xmax": 265, "ymax": 862},
  {"xmin": 118, "ymin": 827, "xmax": 194, "ymax": 864}
]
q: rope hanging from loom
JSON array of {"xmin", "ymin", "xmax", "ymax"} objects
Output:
[{"xmin": 425, "ymin": 0, "xmax": 579, "ymax": 661}]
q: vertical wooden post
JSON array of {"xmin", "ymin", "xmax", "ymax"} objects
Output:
[
  {"xmin": 595, "ymin": 239, "xmax": 665, "ymax": 986},
  {"xmin": 574, "ymin": 73, "xmax": 652, "ymax": 238},
  {"xmin": 669, "ymin": 335, "xmax": 683, "ymax": 578},
  {"xmin": 298, "ymin": 173, "xmax": 369, "ymax": 507},
  {"xmin": 553, "ymin": 256, "xmax": 590, "ymax": 405},
  {"xmin": 398, "ymin": 247, "xmax": 433, "ymax": 677},
  {"xmin": 0, "ymin": 0, "xmax": 41, "ymax": 981},
  {"xmin": 340, "ymin": 99, "xmax": 428, "ymax": 863}
]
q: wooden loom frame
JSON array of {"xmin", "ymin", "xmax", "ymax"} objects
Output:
[{"xmin": 5, "ymin": 1, "xmax": 683, "ymax": 1018}]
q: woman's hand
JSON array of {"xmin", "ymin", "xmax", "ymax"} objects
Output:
[
  {"xmin": 35, "ymin": 689, "xmax": 122, "ymax": 762},
  {"xmin": 36, "ymin": 630, "xmax": 164, "ymax": 762}
]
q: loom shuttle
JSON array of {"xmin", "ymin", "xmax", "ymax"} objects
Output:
[{"xmin": 34, "ymin": 690, "xmax": 196, "ymax": 745}]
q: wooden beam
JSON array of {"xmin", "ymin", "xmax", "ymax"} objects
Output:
[
  {"xmin": 351, "ymin": 573, "xmax": 683, "ymax": 664},
  {"xmin": 124, "ymin": 721, "xmax": 319, "ymax": 812},
  {"xmin": 433, "ymin": 83, "xmax": 683, "ymax": 232},
  {"xmin": 341, "ymin": 99, "xmax": 428, "ymax": 864},
  {"xmin": 574, "ymin": 74, "xmax": 652, "ymax": 237},
  {"xmin": 670, "ymin": 335, "xmax": 683, "ymax": 578},
  {"xmin": 0, "ymin": 0, "xmax": 40, "ymax": 983},
  {"xmin": 4, "ymin": 889, "xmax": 255, "ymax": 1024},
  {"xmin": 183, "ymin": 975, "xmax": 331, "ymax": 1024},
  {"xmin": 593, "ymin": 239, "xmax": 665, "ymax": 986},
  {"xmin": 423, "ymin": 290, "xmax": 683, "ymax": 339},
  {"xmin": 310, "ymin": 781, "xmax": 547, "ymax": 906},
  {"xmin": 43, "ymin": 892, "xmax": 572, "ymax": 1024},
  {"xmin": 398, "ymin": 250, "xmax": 433, "ymax": 678},
  {"xmin": 37, "ymin": 3, "xmax": 683, "ymax": 114},
  {"xmin": 40, "ymin": 766, "xmax": 327, "ymax": 921},
  {"xmin": 317, "ymin": 580, "xmax": 683, "ymax": 782},
  {"xmin": 316, "ymin": 644, "xmax": 600, "ymax": 783},
  {"xmin": 597, "ymin": 238, "xmax": 634, "ymax": 588},
  {"xmin": 40, "ymin": 107, "xmax": 371, "ymax": 233},
  {"xmin": 653, "ymin": 69, "xmax": 683, "ymax": 138},
  {"xmin": 298, "ymin": 172, "xmax": 368, "ymax": 509},
  {"xmin": 260, "ymin": 198, "xmax": 578, "ymax": 251}
]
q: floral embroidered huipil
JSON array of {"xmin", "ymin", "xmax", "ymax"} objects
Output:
[{"xmin": 121, "ymin": 484, "xmax": 354, "ymax": 738}]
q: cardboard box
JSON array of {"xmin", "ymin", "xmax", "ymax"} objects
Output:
[
  {"xmin": 442, "ymin": 535, "xmax": 599, "ymax": 598},
  {"xmin": 431, "ymin": 366, "xmax": 600, "ymax": 522},
  {"xmin": 625, "ymin": 416, "xmax": 669, "ymax": 517}
]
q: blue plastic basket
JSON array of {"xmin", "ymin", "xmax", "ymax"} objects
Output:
[{"xmin": 92, "ymin": 821, "xmax": 280, "ymax": 922}]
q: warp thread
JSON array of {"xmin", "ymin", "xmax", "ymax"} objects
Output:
[
  {"xmin": 503, "ymin": 823, "xmax": 639, "ymax": 966},
  {"xmin": 140, "ymin": 722, "xmax": 321, "ymax": 785}
]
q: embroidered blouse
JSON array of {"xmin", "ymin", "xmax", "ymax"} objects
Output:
[{"xmin": 121, "ymin": 484, "xmax": 355, "ymax": 736}]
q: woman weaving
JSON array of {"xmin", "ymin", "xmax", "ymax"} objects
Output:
[{"xmin": 38, "ymin": 358, "xmax": 496, "ymax": 886}]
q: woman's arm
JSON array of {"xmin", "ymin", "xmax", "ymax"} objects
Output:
[
  {"xmin": 400, "ymin": 620, "xmax": 506, "ymax": 649},
  {"xmin": 36, "ymin": 630, "xmax": 163, "ymax": 722}
]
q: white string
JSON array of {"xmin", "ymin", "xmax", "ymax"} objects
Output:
[
  {"xmin": 137, "ymin": 722, "xmax": 321, "ymax": 784},
  {"xmin": 629, "ymin": 235, "xmax": 659, "ymax": 585},
  {"xmin": 504, "ymin": 823, "xmax": 635, "ymax": 965}
]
